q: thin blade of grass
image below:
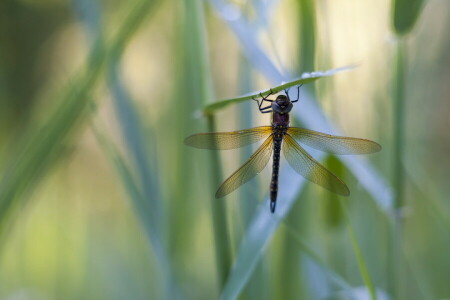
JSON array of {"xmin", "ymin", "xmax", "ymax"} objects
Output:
[
  {"xmin": 74, "ymin": 0, "xmax": 163, "ymax": 231},
  {"xmin": 89, "ymin": 113, "xmax": 179, "ymax": 299},
  {"xmin": 282, "ymin": 224, "xmax": 354, "ymax": 293},
  {"xmin": 347, "ymin": 227, "xmax": 377, "ymax": 300},
  {"xmin": 0, "ymin": 40, "xmax": 105, "ymax": 236},
  {"xmin": 203, "ymin": 66, "xmax": 356, "ymax": 113},
  {"xmin": 108, "ymin": 65, "xmax": 162, "ymax": 229}
]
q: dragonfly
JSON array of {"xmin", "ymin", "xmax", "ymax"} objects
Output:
[{"xmin": 184, "ymin": 86, "xmax": 381, "ymax": 213}]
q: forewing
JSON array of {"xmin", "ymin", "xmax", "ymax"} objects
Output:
[
  {"xmin": 287, "ymin": 127, "xmax": 381, "ymax": 155},
  {"xmin": 216, "ymin": 135, "xmax": 273, "ymax": 198},
  {"xmin": 283, "ymin": 134, "xmax": 349, "ymax": 196},
  {"xmin": 184, "ymin": 126, "xmax": 272, "ymax": 150}
]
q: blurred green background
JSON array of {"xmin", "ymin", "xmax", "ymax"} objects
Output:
[{"xmin": 0, "ymin": 0, "xmax": 449, "ymax": 299}]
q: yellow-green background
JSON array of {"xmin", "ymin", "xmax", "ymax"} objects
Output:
[{"xmin": 0, "ymin": 0, "xmax": 448, "ymax": 299}]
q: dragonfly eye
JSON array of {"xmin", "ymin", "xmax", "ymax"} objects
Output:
[{"xmin": 272, "ymin": 101, "xmax": 293, "ymax": 113}]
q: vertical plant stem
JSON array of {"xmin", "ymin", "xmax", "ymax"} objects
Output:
[
  {"xmin": 207, "ymin": 114, "xmax": 232, "ymax": 289},
  {"xmin": 390, "ymin": 37, "xmax": 407, "ymax": 300},
  {"xmin": 393, "ymin": 38, "xmax": 406, "ymax": 213}
]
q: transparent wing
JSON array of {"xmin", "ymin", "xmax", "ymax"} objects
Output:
[
  {"xmin": 283, "ymin": 134, "xmax": 349, "ymax": 196},
  {"xmin": 287, "ymin": 127, "xmax": 381, "ymax": 155},
  {"xmin": 216, "ymin": 135, "xmax": 273, "ymax": 198},
  {"xmin": 184, "ymin": 126, "xmax": 272, "ymax": 150}
]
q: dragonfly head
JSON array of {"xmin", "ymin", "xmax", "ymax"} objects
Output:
[{"xmin": 272, "ymin": 95, "xmax": 293, "ymax": 114}]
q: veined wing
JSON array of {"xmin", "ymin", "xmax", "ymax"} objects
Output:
[
  {"xmin": 283, "ymin": 134, "xmax": 349, "ymax": 196},
  {"xmin": 287, "ymin": 127, "xmax": 381, "ymax": 155},
  {"xmin": 216, "ymin": 135, "xmax": 273, "ymax": 198},
  {"xmin": 184, "ymin": 126, "xmax": 272, "ymax": 150}
]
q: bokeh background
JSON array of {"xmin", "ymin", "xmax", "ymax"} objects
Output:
[{"xmin": 0, "ymin": 0, "xmax": 449, "ymax": 299}]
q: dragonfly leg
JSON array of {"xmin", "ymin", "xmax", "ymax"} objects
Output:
[
  {"xmin": 290, "ymin": 84, "xmax": 303, "ymax": 103},
  {"xmin": 260, "ymin": 89, "xmax": 275, "ymax": 101},
  {"xmin": 260, "ymin": 108, "xmax": 272, "ymax": 114},
  {"xmin": 258, "ymin": 103, "xmax": 272, "ymax": 114},
  {"xmin": 253, "ymin": 95, "xmax": 273, "ymax": 113}
]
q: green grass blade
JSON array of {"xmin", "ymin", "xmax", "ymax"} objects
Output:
[
  {"xmin": 342, "ymin": 202, "xmax": 377, "ymax": 300},
  {"xmin": 0, "ymin": 40, "xmax": 105, "ymax": 234},
  {"xmin": 282, "ymin": 224, "xmax": 354, "ymax": 293},
  {"xmin": 108, "ymin": 66, "xmax": 163, "ymax": 227},
  {"xmin": 108, "ymin": 0, "xmax": 163, "ymax": 61},
  {"xmin": 75, "ymin": 0, "xmax": 164, "ymax": 230},
  {"xmin": 341, "ymin": 210, "xmax": 377, "ymax": 300},
  {"xmin": 203, "ymin": 66, "xmax": 356, "ymax": 114},
  {"xmin": 90, "ymin": 115, "xmax": 179, "ymax": 298},
  {"xmin": 347, "ymin": 226, "xmax": 377, "ymax": 300}
]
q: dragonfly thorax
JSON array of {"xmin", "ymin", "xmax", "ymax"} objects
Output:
[{"xmin": 272, "ymin": 95, "xmax": 293, "ymax": 114}]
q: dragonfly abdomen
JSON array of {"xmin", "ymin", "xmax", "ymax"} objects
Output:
[{"xmin": 270, "ymin": 131, "xmax": 284, "ymax": 213}]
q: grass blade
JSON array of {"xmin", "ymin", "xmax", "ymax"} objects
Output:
[
  {"xmin": 90, "ymin": 114, "xmax": 179, "ymax": 299},
  {"xmin": 343, "ymin": 205, "xmax": 377, "ymax": 300},
  {"xmin": 203, "ymin": 66, "xmax": 356, "ymax": 113},
  {"xmin": 282, "ymin": 224, "xmax": 354, "ymax": 293},
  {"xmin": 0, "ymin": 40, "xmax": 105, "ymax": 235}
]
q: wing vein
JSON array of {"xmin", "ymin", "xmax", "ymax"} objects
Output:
[
  {"xmin": 185, "ymin": 126, "xmax": 272, "ymax": 150},
  {"xmin": 287, "ymin": 127, "xmax": 381, "ymax": 155},
  {"xmin": 216, "ymin": 135, "xmax": 273, "ymax": 198},
  {"xmin": 283, "ymin": 134, "xmax": 349, "ymax": 196}
]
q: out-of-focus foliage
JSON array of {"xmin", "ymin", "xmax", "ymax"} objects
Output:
[
  {"xmin": 392, "ymin": 0, "xmax": 426, "ymax": 35},
  {"xmin": 0, "ymin": 0, "xmax": 449, "ymax": 299}
]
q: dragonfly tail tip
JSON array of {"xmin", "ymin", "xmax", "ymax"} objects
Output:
[{"xmin": 270, "ymin": 201, "xmax": 276, "ymax": 213}]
